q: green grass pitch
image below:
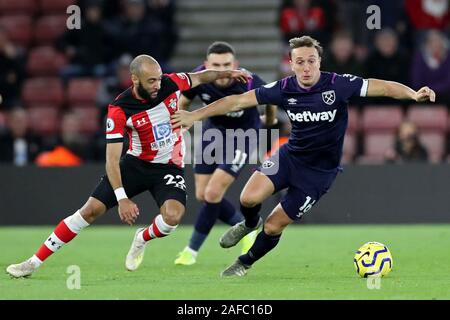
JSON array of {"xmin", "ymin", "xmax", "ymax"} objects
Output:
[{"xmin": 1, "ymin": 225, "xmax": 450, "ymax": 300}]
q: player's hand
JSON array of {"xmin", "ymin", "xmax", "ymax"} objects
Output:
[
  {"xmin": 415, "ymin": 86, "xmax": 436, "ymax": 102},
  {"xmin": 118, "ymin": 198, "xmax": 139, "ymax": 225},
  {"xmin": 171, "ymin": 110, "xmax": 196, "ymax": 129},
  {"xmin": 228, "ymin": 70, "xmax": 253, "ymax": 83}
]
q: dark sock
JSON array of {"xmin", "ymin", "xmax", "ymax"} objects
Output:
[
  {"xmin": 189, "ymin": 201, "xmax": 221, "ymax": 251},
  {"xmin": 240, "ymin": 203, "xmax": 262, "ymax": 228},
  {"xmin": 188, "ymin": 230, "xmax": 208, "ymax": 252},
  {"xmin": 239, "ymin": 230, "xmax": 281, "ymax": 266},
  {"xmin": 218, "ymin": 198, "xmax": 243, "ymax": 226}
]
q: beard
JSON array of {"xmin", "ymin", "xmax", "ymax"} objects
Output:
[
  {"xmin": 214, "ymin": 78, "xmax": 233, "ymax": 88},
  {"xmin": 136, "ymin": 82, "xmax": 154, "ymax": 101}
]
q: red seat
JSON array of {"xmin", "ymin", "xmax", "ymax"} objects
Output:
[
  {"xmin": 22, "ymin": 77, "xmax": 65, "ymax": 107},
  {"xmin": 70, "ymin": 104, "xmax": 100, "ymax": 134},
  {"xmin": 406, "ymin": 105, "xmax": 448, "ymax": 133},
  {"xmin": 362, "ymin": 106, "xmax": 403, "ymax": 133},
  {"xmin": 347, "ymin": 107, "xmax": 359, "ymax": 134},
  {"xmin": 342, "ymin": 133, "xmax": 357, "ymax": 164},
  {"xmin": 27, "ymin": 46, "xmax": 67, "ymax": 77},
  {"xmin": 0, "ymin": 0, "xmax": 37, "ymax": 15},
  {"xmin": 359, "ymin": 132, "xmax": 395, "ymax": 163},
  {"xmin": 27, "ymin": 105, "xmax": 60, "ymax": 135},
  {"xmin": 67, "ymin": 78, "xmax": 100, "ymax": 105},
  {"xmin": 34, "ymin": 15, "xmax": 67, "ymax": 45},
  {"xmin": 39, "ymin": 0, "xmax": 76, "ymax": 14},
  {"xmin": 0, "ymin": 15, "xmax": 32, "ymax": 47},
  {"xmin": 419, "ymin": 132, "xmax": 445, "ymax": 163}
]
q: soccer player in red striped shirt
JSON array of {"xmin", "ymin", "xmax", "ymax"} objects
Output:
[{"xmin": 6, "ymin": 55, "xmax": 251, "ymax": 278}]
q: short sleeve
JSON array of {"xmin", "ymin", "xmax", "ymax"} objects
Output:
[
  {"xmin": 255, "ymin": 81, "xmax": 283, "ymax": 106},
  {"xmin": 106, "ymin": 105, "xmax": 126, "ymax": 143},
  {"xmin": 181, "ymin": 86, "xmax": 198, "ymax": 100},
  {"xmin": 167, "ymin": 73, "xmax": 192, "ymax": 92},
  {"xmin": 335, "ymin": 73, "xmax": 368, "ymax": 99}
]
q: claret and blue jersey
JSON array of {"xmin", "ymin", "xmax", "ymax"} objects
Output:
[
  {"xmin": 185, "ymin": 64, "xmax": 268, "ymax": 177},
  {"xmin": 255, "ymin": 71, "xmax": 368, "ymax": 220},
  {"xmin": 183, "ymin": 64, "xmax": 266, "ymax": 130},
  {"xmin": 256, "ymin": 71, "xmax": 368, "ymax": 170}
]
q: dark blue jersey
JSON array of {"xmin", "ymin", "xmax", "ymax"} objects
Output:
[
  {"xmin": 255, "ymin": 72, "xmax": 368, "ymax": 170},
  {"xmin": 183, "ymin": 65, "xmax": 266, "ymax": 130}
]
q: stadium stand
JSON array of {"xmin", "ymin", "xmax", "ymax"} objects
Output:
[
  {"xmin": 26, "ymin": 46, "xmax": 67, "ymax": 77},
  {"xmin": 0, "ymin": 15, "xmax": 33, "ymax": 47},
  {"xmin": 22, "ymin": 77, "xmax": 65, "ymax": 108}
]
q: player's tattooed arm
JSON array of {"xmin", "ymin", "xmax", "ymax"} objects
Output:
[
  {"xmin": 106, "ymin": 142, "xmax": 139, "ymax": 225},
  {"xmin": 171, "ymin": 90, "xmax": 258, "ymax": 128},
  {"xmin": 366, "ymin": 79, "xmax": 436, "ymax": 102},
  {"xmin": 188, "ymin": 69, "xmax": 252, "ymax": 88}
]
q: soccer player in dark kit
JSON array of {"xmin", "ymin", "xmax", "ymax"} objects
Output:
[
  {"xmin": 6, "ymin": 55, "xmax": 251, "ymax": 278},
  {"xmin": 171, "ymin": 36, "xmax": 436, "ymax": 277},
  {"xmin": 174, "ymin": 41, "xmax": 277, "ymax": 266}
]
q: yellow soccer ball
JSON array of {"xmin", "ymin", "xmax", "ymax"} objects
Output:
[{"xmin": 353, "ymin": 241, "xmax": 393, "ymax": 278}]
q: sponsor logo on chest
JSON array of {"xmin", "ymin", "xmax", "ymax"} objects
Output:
[
  {"xmin": 151, "ymin": 122, "xmax": 177, "ymax": 150},
  {"xmin": 287, "ymin": 109, "xmax": 337, "ymax": 123}
]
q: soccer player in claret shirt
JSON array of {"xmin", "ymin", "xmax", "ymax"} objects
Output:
[
  {"xmin": 174, "ymin": 41, "xmax": 277, "ymax": 266},
  {"xmin": 6, "ymin": 55, "xmax": 251, "ymax": 278},
  {"xmin": 171, "ymin": 36, "xmax": 436, "ymax": 277}
]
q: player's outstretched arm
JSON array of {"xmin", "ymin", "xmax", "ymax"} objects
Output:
[
  {"xmin": 178, "ymin": 94, "xmax": 192, "ymax": 110},
  {"xmin": 366, "ymin": 79, "xmax": 436, "ymax": 102},
  {"xmin": 171, "ymin": 90, "xmax": 258, "ymax": 128},
  {"xmin": 105, "ymin": 142, "xmax": 139, "ymax": 225},
  {"xmin": 188, "ymin": 69, "xmax": 252, "ymax": 88}
]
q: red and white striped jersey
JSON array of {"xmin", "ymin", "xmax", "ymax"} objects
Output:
[{"xmin": 105, "ymin": 73, "xmax": 192, "ymax": 168}]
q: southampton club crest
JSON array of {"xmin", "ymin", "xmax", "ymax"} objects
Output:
[
  {"xmin": 322, "ymin": 90, "xmax": 336, "ymax": 105},
  {"xmin": 168, "ymin": 98, "xmax": 177, "ymax": 111}
]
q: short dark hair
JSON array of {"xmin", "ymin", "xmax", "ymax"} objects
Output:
[
  {"xmin": 289, "ymin": 36, "xmax": 323, "ymax": 58},
  {"xmin": 206, "ymin": 41, "xmax": 236, "ymax": 57}
]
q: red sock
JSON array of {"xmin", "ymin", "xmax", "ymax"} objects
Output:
[
  {"xmin": 34, "ymin": 211, "xmax": 89, "ymax": 263},
  {"xmin": 141, "ymin": 214, "xmax": 177, "ymax": 242}
]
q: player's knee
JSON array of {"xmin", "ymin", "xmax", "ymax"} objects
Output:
[
  {"xmin": 195, "ymin": 190, "xmax": 205, "ymax": 202},
  {"xmin": 263, "ymin": 221, "xmax": 283, "ymax": 236},
  {"xmin": 240, "ymin": 192, "xmax": 260, "ymax": 208},
  {"xmin": 163, "ymin": 208, "xmax": 184, "ymax": 226},
  {"xmin": 79, "ymin": 199, "xmax": 105, "ymax": 223},
  {"xmin": 204, "ymin": 186, "xmax": 223, "ymax": 203}
]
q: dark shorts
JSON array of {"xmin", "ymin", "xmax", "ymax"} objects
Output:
[
  {"xmin": 194, "ymin": 124, "xmax": 259, "ymax": 178},
  {"xmin": 91, "ymin": 155, "xmax": 187, "ymax": 209},
  {"xmin": 257, "ymin": 144, "xmax": 340, "ymax": 221}
]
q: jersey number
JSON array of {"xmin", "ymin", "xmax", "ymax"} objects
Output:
[
  {"xmin": 230, "ymin": 150, "xmax": 248, "ymax": 173},
  {"xmin": 164, "ymin": 174, "xmax": 186, "ymax": 191},
  {"xmin": 297, "ymin": 196, "xmax": 316, "ymax": 217}
]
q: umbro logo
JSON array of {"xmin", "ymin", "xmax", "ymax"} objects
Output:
[
  {"xmin": 287, "ymin": 98, "xmax": 297, "ymax": 105},
  {"xmin": 262, "ymin": 160, "xmax": 275, "ymax": 169}
]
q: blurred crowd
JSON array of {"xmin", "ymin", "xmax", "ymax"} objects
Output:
[
  {"xmin": 278, "ymin": 0, "xmax": 450, "ymax": 103},
  {"xmin": 0, "ymin": 0, "xmax": 177, "ymax": 165},
  {"xmin": 275, "ymin": 0, "xmax": 450, "ymax": 164},
  {"xmin": 0, "ymin": 0, "xmax": 450, "ymax": 166}
]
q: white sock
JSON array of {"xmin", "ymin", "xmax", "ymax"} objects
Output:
[
  {"xmin": 186, "ymin": 246, "xmax": 198, "ymax": 257},
  {"xmin": 29, "ymin": 255, "xmax": 42, "ymax": 267}
]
